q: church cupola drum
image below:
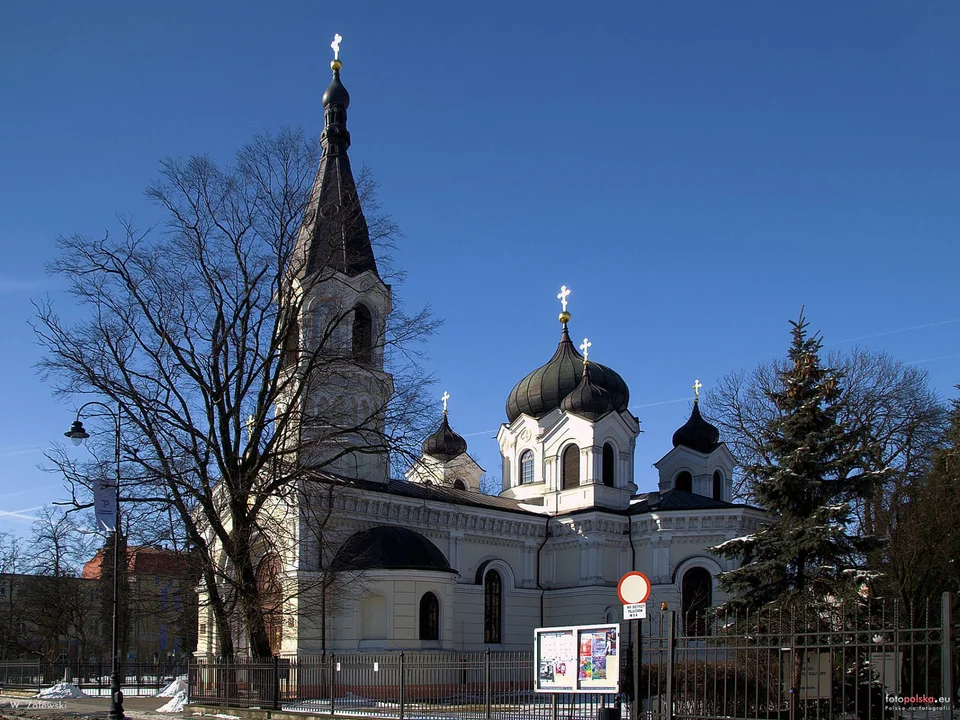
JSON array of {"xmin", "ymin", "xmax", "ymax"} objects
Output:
[{"xmin": 285, "ymin": 35, "xmax": 394, "ymax": 483}]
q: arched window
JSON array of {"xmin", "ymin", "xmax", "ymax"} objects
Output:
[
  {"xmin": 419, "ymin": 592, "xmax": 440, "ymax": 641},
  {"xmin": 483, "ymin": 570, "xmax": 502, "ymax": 644},
  {"xmin": 255, "ymin": 555, "xmax": 283, "ymax": 654},
  {"xmin": 562, "ymin": 445, "xmax": 580, "ymax": 490},
  {"xmin": 519, "ymin": 450, "xmax": 534, "ymax": 485},
  {"xmin": 453, "ymin": 479, "xmax": 466, "ymax": 491},
  {"xmin": 681, "ymin": 567, "xmax": 712, "ymax": 637},
  {"xmin": 602, "ymin": 443, "xmax": 615, "ymax": 487},
  {"xmin": 712, "ymin": 471, "xmax": 723, "ymax": 501},
  {"xmin": 352, "ymin": 304, "xmax": 373, "ymax": 365},
  {"xmin": 675, "ymin": 471, "xmax": 693, "ymax": 493},
  {"xmin": 281, "ymin": 317, "xmax": 300, "ymax": 371},
  {"xmin": 361, "ymin": 595, "xmax": 387, "ymax": 640}
]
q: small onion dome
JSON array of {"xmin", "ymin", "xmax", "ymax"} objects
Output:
[
  {"xmin": 422, "ymin": 412, "xmax": 468, "ymax": 461},
  {"xmin": 322, "ymin": 61, "xmax": 350, "ymax": 108},
  {"xmin": 561, "ymin": 363, "xmax": 614, "ymax": 421},
  {"xmin": 506, "ymin": 325, "xmax": 629, "ymax": 423},
  {"xmin": 331, "ymin": 526, "xmax": 454, "ymax": 572},
  {"xmin": 672, "ymin": 400, "xmax": 720, "ymax": 454}
]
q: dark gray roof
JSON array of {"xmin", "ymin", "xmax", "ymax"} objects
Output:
[
  {"xmin": 628, "ymin": 488, "xmax": 738, "ymax": 514},
  {"xmin": 331, "ymin": 526, "xmax": 454, "ymax": 572},
  {"xmin": 303, "ymin": 471, "xmax": 541, "ymax": 516},
  {"xmin": 296, "ymin": 65, "xmax": 378, "ymax": 278},
  {"xmin": 506, "ymin": 324, "xmax": 629, "ymax": 423},
  {"xmin": 672, "ymin": 400, "xmax": 721, "ymax": 454}
]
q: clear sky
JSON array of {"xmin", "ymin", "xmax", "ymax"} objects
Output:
[{"xmin": 1, "ymin": 1, "xmax": 958, "ymax": 535}]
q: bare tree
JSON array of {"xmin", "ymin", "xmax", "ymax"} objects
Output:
[{"xmin": 35, "ymin": 128, "xmax": 438, "ymax": 658}]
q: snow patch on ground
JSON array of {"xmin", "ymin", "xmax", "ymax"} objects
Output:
[
  {"xmin": 158, "ymin": 677, "xmax": 188, "ymax": 697},
  {"xmin": 37, "ymin": 682, "xmax": 89, "ymax": 698},
  {"xmin": 157, "ymin": 690, "xmax": 188, "ymax": 713}
]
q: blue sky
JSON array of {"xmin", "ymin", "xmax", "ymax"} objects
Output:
[{"xmin": 1, "ymin": 1, "xmax": 958, "ymax": 535}]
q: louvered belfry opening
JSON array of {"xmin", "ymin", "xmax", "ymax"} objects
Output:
[{"xmin": 562, "ymin": 444, "xmax": 580, "ymax": 490}]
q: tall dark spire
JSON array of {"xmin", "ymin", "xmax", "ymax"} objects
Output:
[{"xmin": 296, "ymin": 48, "xmax": 379, "ymax": 278}]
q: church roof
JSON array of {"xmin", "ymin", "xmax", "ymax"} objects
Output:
[
  {"xmin": 671, "ymin": 400, "xmax": 721, "ymax": 454},
  {"xmin": 506, "ymin": 324, "xmax": 629, "ymax": 423},
  {"xmin": 294, "ymin": 59, "xmax": 379, "ymax": 278},
  {"xmin": 561, "ymin": 362, "xmax": 614, "ymax": 421},
  {"xmin": 331, "ymin": 525, "xmax": 455, "ymax": 572},
  {"xmin": 305, "ymin": 471, "xmax": 540, "ymax": 516},
  {"xmin": 628, "ymin": 488, "xmax": 737, "ymax": 514},
  {"xmin": 422, "ymin": 412, "xmax": 468, "ymax": 461}
]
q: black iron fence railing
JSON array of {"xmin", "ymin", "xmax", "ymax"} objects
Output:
[
  {"xmin": 0, "ymin": 660, "xmax": 187, "ymax": 697},
  {"xmin": 189, "ymin": 592, "xmax": 957, "ymax": 720}
]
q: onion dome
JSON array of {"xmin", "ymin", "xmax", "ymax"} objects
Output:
[
  {"xmin": 322, "ymin": 59, "xmax": 350, "ymax": 108},
  {"xmin": 672, "ymin": 400, "xmax": 720, "ymax": 454},
  {"xmin": 561, "ymin": 362, "xmax": 614, "ymax": 421},
  {"xmin": 331, "ymin": 526, "xmax": 454, "ymax": 572},
  {"xmin": 422, "ymin": 412, "xmax": 468, "ymax": 461},
  {"xmin": 506, "ymin": 325, "xmax": 629, "ymax": 423}
]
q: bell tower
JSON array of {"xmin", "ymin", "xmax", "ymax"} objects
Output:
[{"xmin": 282, "ymin": 35, "xmax": 393, "ymax": 483}]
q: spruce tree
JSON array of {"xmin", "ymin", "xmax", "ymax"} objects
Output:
[{"xmin": 713, "ymin": 312, "xmax": 883, "ymax": 609}]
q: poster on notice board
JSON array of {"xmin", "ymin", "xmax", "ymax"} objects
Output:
[{"xmin": 534, "ymin": 623, "xmax": 620, "ymax": 694}]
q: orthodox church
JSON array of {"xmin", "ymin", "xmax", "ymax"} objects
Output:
[{"xmin": 196, "ymin": 46, "xmax": 765, "ymax": 657}]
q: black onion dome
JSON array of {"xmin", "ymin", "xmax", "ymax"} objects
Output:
[
  {"xmin": 561, "ymin": 363, "xmax": 614, "ymax": 421},
  {"xmin": 506, "ymin": 325, "xmax": 629, "ymax": 423},
  {"xmin": 331, "ymin": 526, "xmax": 454, "ymax": 572},
  {"xmin": 672, "ymin": 400, "xmax": 721, "ymax": 454},
  {"xmin": 422, "ymin": 413, "xmax": 468, "ymax": 461},
  {"xmin": 322, "ymin": 66, "xmax": 350, "ymax": 108}
]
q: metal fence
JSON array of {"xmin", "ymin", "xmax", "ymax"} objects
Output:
[
  {"xmin": 190, "ymin": 593, "xmax": 957, "ymax": 720},
  {"xmin": 0, "ymin": 659, "xmax": 187, "ymax": 696}
]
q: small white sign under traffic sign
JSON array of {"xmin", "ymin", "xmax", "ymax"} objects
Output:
[{"xmin": 623, "ymin": 603, "xmax": 647, "ymax": 620}]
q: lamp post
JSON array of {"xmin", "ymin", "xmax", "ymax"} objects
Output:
[{"xmin": 65, "ymin": 402, "xmax": 124, "ymax": 720}]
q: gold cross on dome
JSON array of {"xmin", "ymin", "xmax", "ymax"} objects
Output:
[
  {"xmin": 557, "ymin": 285, "xmax": 571, "ymax": 313},
  {"xmin": 331, "ymin": 34, "xmax": 343, "ymax": 60},
  {"xmin": 580, "ymin": 338, "xmax": 592, "ymax": 363},
  {"xmin": 692, "ymin": 379, "xmax": 703, "ymax": 401},
  {"xmin": 246, "ymin": 414, "xmax": 256, "ymax": 440},
  {"xmin": 441, "ymin": 391, "xmax": 450, "ymax": 414}
]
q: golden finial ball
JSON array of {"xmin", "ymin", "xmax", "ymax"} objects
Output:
[
  {"xmin": 559, "ymin": 311, "xmax": 571, "ymax": 324},
  {"xmin": 331, "ymin": 59, "xmax": 343, "ymax": 72}
]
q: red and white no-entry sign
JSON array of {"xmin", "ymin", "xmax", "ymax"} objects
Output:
[{"xmin": 617, "ymin": 571, "xmax": 651, "ymax": 605}]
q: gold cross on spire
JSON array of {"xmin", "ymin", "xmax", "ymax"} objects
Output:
[
  {"xmin": 441, "ymin": 391, "xmax": 450, "ymax": 414},
  {"xmin": 692, "ymin": 379, "xmax": 703, "ymax": 401},
  {"xmin": 580, "ymin": 338, "xmax": 592, "ymax": 363},
  {"xmin": 246, "ymin": 414, "xmax": 256, "ymax": 440}
]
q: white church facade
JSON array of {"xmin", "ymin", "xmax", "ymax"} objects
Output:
[{"xmin": 196, "ymin": 49, "xmax": 765, "ymax": 658}]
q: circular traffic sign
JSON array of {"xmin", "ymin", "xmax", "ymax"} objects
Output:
[{"xmin": 617, "ymin": 571, "xmax": 651, "ymax": 604}]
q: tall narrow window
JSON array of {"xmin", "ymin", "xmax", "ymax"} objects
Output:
[
  {"xmin": 281, "ymin": 317, "xmax": 300, "ymax": 370},
  {"xmin": 419, "ymin": 592, "xmax": 440, "ymax": 641},
  {"xmin": 519, "ymin": 450, "xmax": 534, "ymax": 484},
  {"xmin": 483, "ymin": 570, "xmax": 502, "ymax": 644},
  {"xmin": 255, "ymin": 555, "xmax": 282, "ymax": 654},
  {"xmin": 712, "ymin": 471, "xmax": 723, "ymax": 501},
  {"xmin": 675, "ymin": 471, "xmax": 693, "ymax": 493},
  {"xmin": 562, "ymin": 445, "xmax": 580, "ymax": 490},
  {"xmin": 602, "ymin": 443, "xmax": 615, "ymax": 487},
  {"xmin": 681, "ymin": 567, "xmax": 712, "ymax": 637},
  {"xmin": 352, "ymin": 304, "xmax": 373, "ymax": 365}
]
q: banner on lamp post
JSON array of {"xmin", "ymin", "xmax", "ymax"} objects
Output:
[{"xmin": 93, "ymin": 477, "xmax": 117, "ymax": 532}]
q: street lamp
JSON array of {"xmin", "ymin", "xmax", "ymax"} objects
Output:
[{"xmin": 65, "ymin": 402, "xmax": 124, "ymax": 720}]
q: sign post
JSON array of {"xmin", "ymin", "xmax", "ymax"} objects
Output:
[{"xmin": 618, "ymin": 572, "xmax": 651, "ymax": 720}]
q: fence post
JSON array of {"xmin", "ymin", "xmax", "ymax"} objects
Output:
[
  {"xmin": 665, "ymin": 609, "xmax": 675, "ymax": 720},
  {"xmin": 272, "ymin": 655, "xmax": 280, "ymax": 710},
  {"xmin": 943, "ymin": 592, "xmax": 954, "ymax": 712},
  {"xmin": 329, "ymin": 653, "xmax": 335, "ymax": 715},
  {"xmin": 399, "ymin": 652, "xmax": 405, "ymax": 720},
  {"xmin": 485, "ymin": 648, "xmax": 492, "ymax": 720}
]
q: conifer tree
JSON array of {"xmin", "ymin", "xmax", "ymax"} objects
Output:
[{"xmin": 713, "ymin": 312, "xmax": 883, "ymax": 609}]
